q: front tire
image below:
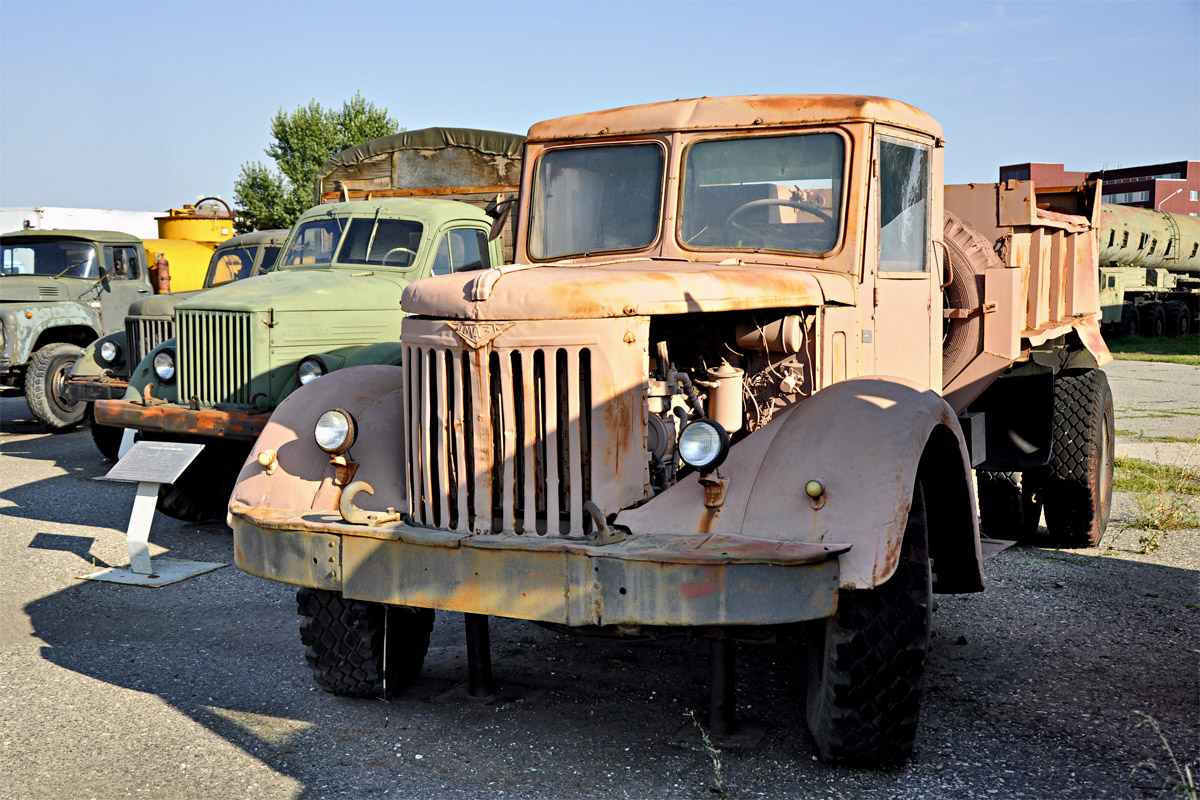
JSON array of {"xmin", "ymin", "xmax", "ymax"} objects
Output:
[
  {"xmin": 153, "ymin": 439, "xmax": 252, "ymax": 523},
  {"xmin": 87, "ymin": 404, "xmax": 125, "ymax": 462},
  {"xmin": 1038, "ymin": 370, "xmax": 1114, "ymax": 548},
  {"xmin": 25, "ymin": 342, "xmax": 86, "ymax": 430},
  {"xmin": 297, "ymin": 588, "xmax": 434, "ymax": 697},
  {"xmin": 806, "ymin": 481, "xmax": 931, "ymax": 765}
]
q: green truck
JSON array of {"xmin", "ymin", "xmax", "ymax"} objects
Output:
[
  {"xmin": 66, "ymin": 228, "xmax": 288, "ymax": 460},
  {"xmin": 1, "ymin": 230, "xmax": 153, "ymax": 430},
  {"xmin": 94, "ymin": 128, "xmax": 523, "ymax": 521}
]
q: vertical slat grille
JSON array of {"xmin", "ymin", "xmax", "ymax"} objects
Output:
[
  {"xmin": 177, "ymin": 310, "xmax": 253, "ymax": 407},
  {"xmin": 407, "ymin": 341, "xmax": 593, "ymax": 536},
  {"xmin": 125, "ymin": 317, "xmax": 174, "ymax": 366}
]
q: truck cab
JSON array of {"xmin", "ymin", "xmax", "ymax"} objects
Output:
[
  {"xmin": 0, "ymin": 229, "xmax": 152, "ymax": 429},
  {"xmin": 228, "ymin": 96, "xmax": 1113, "ymax": 765}
]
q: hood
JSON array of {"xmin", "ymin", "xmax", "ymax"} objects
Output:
[
  {"xmin": 176, "ymin": 269, "xmax": 407, "ymax": 314},
  {"xmin": 402, "ymin": 260, "xmax": 853, "ymax": 321},
  {"xmin": 128, "ymin": 290, "xmax": 201, "ymax": 317},
  {"xmin": 0, "ymin": 275, "xmax": 89, "ymax": 303}
]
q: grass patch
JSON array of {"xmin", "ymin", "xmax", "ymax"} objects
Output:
[
  {"xmin": 1106, "ymin": 333, "xmax": 1200, "ymax": 365},
  {"xmin": 1114, "ymin": 457, "xmax": 1200, "ymax": 496}
]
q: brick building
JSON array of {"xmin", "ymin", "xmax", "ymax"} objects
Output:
[{"xmin": 999, "ymin": 160, "xmax": 1199, "ymax": 216}]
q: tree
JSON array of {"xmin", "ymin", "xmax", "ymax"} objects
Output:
[{"xmin": 233, "ymin": 93, "xmax": 399, "ymax": 232}]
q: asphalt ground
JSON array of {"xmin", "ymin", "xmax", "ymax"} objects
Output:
[{"xmin": 1, "ymin": 360, "xmax": 1197, "ymax": 800}]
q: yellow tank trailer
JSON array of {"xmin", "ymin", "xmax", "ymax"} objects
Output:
[{"xmin": 142, "ymin": 197, "xmax": 236, "ymax": 293}]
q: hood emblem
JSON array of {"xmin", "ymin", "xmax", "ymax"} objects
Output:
[{"xmin": 447, "ymin": 321, "xmax": 513, "ymax": 350}]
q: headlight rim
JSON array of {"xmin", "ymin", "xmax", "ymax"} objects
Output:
[
  {"xmin": 297, "ymin": 355, "xmax": 328, "ymax": 386},
  {"xmin": 314, "ymin": 408, "xmax": 357, "ymax": 455},
  {"xmin": 677, "ymin": 417, "xmax": 730, "ymax": 471},
  {"xmin": 152, "ymin": 348, "xmax": 176, "ymax": 384},
  {"xmin": 99, "ymin": 340, "xmax": 122, "ymax": 365}
]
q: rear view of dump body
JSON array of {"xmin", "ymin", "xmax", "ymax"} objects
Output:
[{"xmin": 228, "ymin": 95, "xmax": 1113, "ymax": 765}]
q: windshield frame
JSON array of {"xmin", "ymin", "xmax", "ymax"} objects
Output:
[
  {"xmin": 675, "ymin": 127, "xmax": 852, "ymax": 260},
  {"xmin": 0, "ymin": 239, "xmax": 103, "ymax": 278},
  {"xmin": 525, "ymin": 138, "xmax": 668, "ymax": 262},
  {"xmin": 277, "ymin": 213, "xmax": 428, "ymax": 273}
]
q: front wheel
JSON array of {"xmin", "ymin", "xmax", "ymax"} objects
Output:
[
  {"xmin": 806, "ymin": 480, "xmax": 931, "ymax": 764},
  {"xmin": 87, "ymin": 404, "xmax": 125, "ymax": 462},
  {"xmin": 1038, "ymin": 370, "xmax": 1114, "ymax": 548},
  {"xmin": 153, "ymin": 438, "xmax": 252, "ymax": 523},
  {"xmin": 25, "ymin": 342, "xmax": 86, "ymax": 430},
  {"xmin": 297, "ymin": 588, "xmax": 434, "ymax": 697}
]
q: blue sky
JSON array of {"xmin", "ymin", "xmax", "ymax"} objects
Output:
[{"xmin": 1, "ymin": 0, "xmax": 1196, "ymax": 211}]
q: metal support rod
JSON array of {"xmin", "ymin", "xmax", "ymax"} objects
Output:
[
  {"xmin": 708, "ymin": 636, "xmax": 737, "ymax": 737},
  {"xmin": 464, "ymin": 613, "xmax": 495, "ymax": 698}
]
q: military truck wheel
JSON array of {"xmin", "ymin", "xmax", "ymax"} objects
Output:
[
  {"xmin": 154, "ymin": 440, "xmax": 251, "ymax": 523},
  {"xmin": 1039, "ymin": 370, "xmax": 1114, "ymax": 548},
  {"xmin": 86, "ymin": 404, "xmax": 124, "ymax": 462},
  {"xmin": 297, "ymin": 588, "xmax": 434, "ymax": 697},
  {"xmin": 25, "ymin": 342, "xmax": 86, "ymax": 430},
  {"xmin": 1164, "ymin": 301, "xmax": 1190, "ymax": 338},
  {"xmin": 1120, "ymin": 303, "xmax": 1140, "ymax": 337},
  {"xmin": 1140, "ymin": 303, "xmax": 1165, "ymax": 338},
  {"xmin": 806, "ymin": 480, "xmax": 931, "ymax": 764},
  {"xmin": 976, "ymin": 470, "xmax": 1040, "ymax": 542}
]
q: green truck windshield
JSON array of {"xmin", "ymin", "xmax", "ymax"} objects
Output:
[
  {"xmin": 1, "ymin": 241, "xmax": 100, "ymax": 278},
  {"xmin": 280, "ymin": 217, "xmax": 424, "ymax": 269}
]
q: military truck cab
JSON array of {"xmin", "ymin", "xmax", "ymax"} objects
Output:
[{"xmin": 0, "ymin": 229, "xmax": 152, "ymax": 429}]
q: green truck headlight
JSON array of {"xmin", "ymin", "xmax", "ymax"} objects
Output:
[{"xmin": 152, "ymin": 349, "xmax": 176, "ymax": 383}]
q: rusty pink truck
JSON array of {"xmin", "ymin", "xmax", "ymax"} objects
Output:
[{"xmin": 227, "ymin": 95, "xmax": 1113, "ymax": 764}]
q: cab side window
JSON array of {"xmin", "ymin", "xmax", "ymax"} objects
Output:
[
  {"xmin": 103, "ymin": 245, "xmax": 141, "ymax": 279},
  {"xmin": 878, "ymin": 138, "xmax": 930, "ymax": 272},
  {"xmin": 432, "ymin": 228, "xmax": 491, "ymax": 276}
]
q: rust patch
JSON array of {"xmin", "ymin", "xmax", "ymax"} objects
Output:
[{"xmin": 94, "ymin": 399, "xmax": 267, "ymax": 439}]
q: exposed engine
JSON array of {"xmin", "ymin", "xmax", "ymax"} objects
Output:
[{"xmin": 644, "ymin": 308, "xmax": 817, "ymax": 495}]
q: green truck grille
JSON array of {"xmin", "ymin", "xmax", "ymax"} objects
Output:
[
  {"xmin": 125, "ymin": 316, "xmax": 173, "ymax": 366},
  {"xmin": 177, "ymin": 309, "xmax": 253, "ymax": 408}
]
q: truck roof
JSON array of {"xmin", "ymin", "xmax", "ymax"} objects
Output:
[
  {"xmin": 526, "ymin": 94, "xmax": 943, "ymax": 142},
  {"xmin": 1, "ymin": 228, "xmax": 144, "ymax": 245},
  {"xmin": 220, "ymin": 229, "xmax": 288, "ymax": 247},
  {"xmin": 297, "ymin": 197, "xmax": 492, "ymax": 223}
]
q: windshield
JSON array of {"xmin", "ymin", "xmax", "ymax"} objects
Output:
[
  {"xmin": 1, "ymin": 241, "xmax": 100, "ymax": 278},
  {"xmin": 680, "ymin": 133, "xmax": 845, "ymax": 255},
  {"xmin": 280, "ymin": 218, "xmax": 344, "ymax": 268},
  {"xmin": 528, "ymin": 143, "xmax": 664, "ymax": 260},
  {"xmin": 205, "ymin": 247, "xmax": 256, "ymax": 287},
  {"xmin": 338, "ymin": 218, "xmax": 423, "ymax": 267}
]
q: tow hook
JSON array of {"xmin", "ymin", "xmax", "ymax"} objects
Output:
[
  {"xmin": 338, "ymin": 481, "xmax": 403, "ymax": 527},
  {"xmin": 583, "ymin": 500, "xmax": 627, "ymax": 545}
]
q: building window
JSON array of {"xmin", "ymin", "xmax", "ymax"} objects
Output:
[
  {"xmin": 1190, "ymin": 190, "xmax": 1198, "ymax": 202},
  {"xmin": 1103, "ymin": 190, "xmax": 1151, "ymax": 204}
]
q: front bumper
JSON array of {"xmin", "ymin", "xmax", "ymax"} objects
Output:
[
  {"xmin": 64, "ymin": 376, "xmax": 129, "ymax": 403},
  {"xmin": 95, "ymin": 399, "xmax": 269, "ymax": 439},
  {"xmin": 229, "ymin": 501, "xmax": 849, "ymax": 627}
]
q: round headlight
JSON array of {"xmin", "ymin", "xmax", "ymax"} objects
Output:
[
  {"xmin": 298, "ymin": 356, "xmax": 326, "ymax": 385},
  {"xmin": 315, "ymin": 408, "xmax": 356, "ymax": 454},
  {"xmin": 99, "ymin": 340, "xmax": 121, "ymax": 364},
  {"xmin": 677, "ymin": 418, "xmax": 730, "ymax": 470},
  {"xmin": 153, "ymin": 349, "xmax": 176, "ymax": 383}
]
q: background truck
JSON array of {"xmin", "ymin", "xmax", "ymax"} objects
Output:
[
  {"xmin": 227, "ymin": 95, "xmax": 1114, "ymax": 765},
  {"xmin": 1095, "ymin": 204, "xmax": 1200, "ymax": 337},
  {"xmin": 95, "ymin": 128, "xmax": 523, "ymax": 522},
  {"xmin": 66, "ymin": 228, "xmax": 288, "ymax": 460}
]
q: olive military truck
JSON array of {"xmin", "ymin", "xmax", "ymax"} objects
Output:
[
  {"xmin": 227, "ymin": 96, "xmax": 1113, "ymax": 764},
  {"xmin": 1, "ymin": 229, "xmax": 154, "ymax": 430},
  {"xmin": 95, "ymin": 128, "xmax": 523, "ymax": 522},
  {"xmin": 66, "ymin": 228, "xmax": 288, "ymax": 460}
]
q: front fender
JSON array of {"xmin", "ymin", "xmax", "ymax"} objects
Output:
[
  {"xmin": 123, "ymin": 337, "xmax": 179, "ymax": 403},
  {"xmin": 616, "ymin": 377, "xmax": 982, "ymax": 592},
  {"xmin": 70, "ymin": 331, "xmax": 129, "ymax": 379},
  {"xmin": 0, "ymin": 304, "xmax": 99, "ymax": 366},
  {"xmin": 228, "ymin": 365, "xmax": 406, "ymax": 526},
  {"xmin": 276, "ymin": 341, "xmax": 407, "ymax": 404}
]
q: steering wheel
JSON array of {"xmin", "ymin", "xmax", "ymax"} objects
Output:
[
  {"xmin": 725, "ymin": 198, "xmax": 835, "ymax": 237},
  {"xmin": 380, "ymin": 247, "xmax": 417, "ymax": 267}
]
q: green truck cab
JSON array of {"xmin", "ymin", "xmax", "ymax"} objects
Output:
[
  {"xmin": 67, "ymin": 228, "xmax": 288, "ymax": 460},
  {"xmin": 0, "ymin": 229, "xmax": 152, "ymax": 429},
  {"xmin": 95, "ymin": 197, "xmax": 505, "ymax": 521}
]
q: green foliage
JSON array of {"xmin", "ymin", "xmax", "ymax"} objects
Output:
[
  {"xmin": 1107, "ymin": 333, "xmax": 1200, "ymax": 366},
  {"xmin": 233, "ymin": 93, "xmax": 399, "ymax": 233}
]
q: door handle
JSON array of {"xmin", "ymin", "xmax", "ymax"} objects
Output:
[{"xmin": 138, "ymin": 288, "xmax": 150, "ymax": 293}]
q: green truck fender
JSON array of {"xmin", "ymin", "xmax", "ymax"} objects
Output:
[
  {"xmin": 0, "ymin": 303, "xmax": 100, "ymax": 369},
  {"xmin": 229, "ymin": 365, "xmax": 407, "ymax": 526},
  {"xmin": 617, "ymin": 376, "xmax": 984, "ymax": 594},
  {"xmin": 69, "ymin": 330, "xmax": 128, "ymax": 379},
  {"xmin": 277, "ymin": 341, "xmax": 407, "ymax": 404},
  {"xmin": 121, "ymin": 338, "xmax": 181, "ymax": 404}
]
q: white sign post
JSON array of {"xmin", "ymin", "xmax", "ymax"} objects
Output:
[{"xmin": 82, "ymin": 441, "xmax": 226, "ymax": 587}]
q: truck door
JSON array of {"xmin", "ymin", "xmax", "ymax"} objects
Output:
[
  {"xmin": 871, "ymin": 131, "xmax": 939, "ymax": 390},
  {"xmin": 97, "ymin": 244, "xmax": 150, "ymax": 335}
]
